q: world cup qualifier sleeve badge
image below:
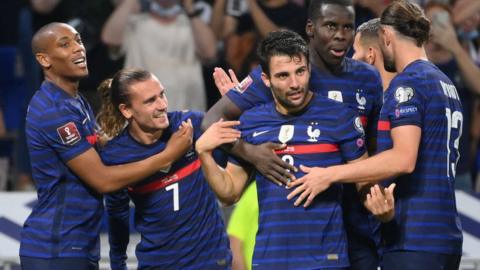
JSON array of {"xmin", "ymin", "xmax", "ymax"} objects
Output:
[{"xmin": 57, "ymin": 122, "xmax": 81, "ymax": 145}]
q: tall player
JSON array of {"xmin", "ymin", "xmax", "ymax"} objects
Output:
[
  {"xmin": 205, "ymin": 1, "xmax": 384, "ymax": 269},
  {"xmin": 98, "ymin": 68, "xmax": 233, "ymax": 270},
  {"xmin": 21, "ymin": 23, "xmax": 192, "ymax": 270},
  {"xmin": 288, "ymin": 1, "xmax": 464, "ymax": 269},
  {"xmin": 198, "ymin": 29, "xmax": 367, "ymax": 270}
]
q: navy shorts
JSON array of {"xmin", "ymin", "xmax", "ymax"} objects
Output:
[
  {"xmin": 348, "ymin": 235, "xmax": 380, "ymax": 270},
  {"xmin": 382, "ymin": 250, "xmax": 460, "ymax": 270},
  {"xmin": 20, "ymin": 256, "xmax": 99, "ymax": 270}
]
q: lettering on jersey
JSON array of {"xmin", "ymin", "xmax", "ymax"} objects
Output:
[
  {"xmin": 307, "ymin": 122, "xmax": 320, "ymax": 142},
  {"xmin": 57, "ymin": 122, "xmax": 81, "ymax": 145},
  {"xmin": 395, "ymin": 105, "xmax": 418, "ymax": 118},
  {"xmin": 328, "ymin": 90, "xmax": 343, "ymax": 102},
  {"xmin": 354, "ymin": 117, "xmax": 365, "ymax": 135},
  {"xmin": 440, "ymin": 81, "xmax": 460, "ymax": 101},
  {"xmin": 278, "ymin": 125, "xmax": 294, "ymax": 144},
  {"xmin": 234, "ymin": 75, "xmax": 253, "ymax": 93},
  {"xmin": 356, "ymin": 90, "xmax": 366, "ymax": 110},
  {"xmin": 394, "ymin": 86, "xmax": 414, "ymax": 103}
]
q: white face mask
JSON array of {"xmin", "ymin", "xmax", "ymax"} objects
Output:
[{"xmin": 150, "ymin": 1, "xmax": 182, "ymax": 17}]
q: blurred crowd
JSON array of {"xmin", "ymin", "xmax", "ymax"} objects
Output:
[{"xmin": 0, "ymin": 0, "xmax": 480, "ymax": 193}]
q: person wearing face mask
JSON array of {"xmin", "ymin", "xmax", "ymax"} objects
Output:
[{"xmin": 101, "ymin": 0, "xmax": 217, "ymax": 112}]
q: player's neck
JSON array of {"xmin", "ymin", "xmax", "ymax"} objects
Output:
[
  {"xmin": 128, "ymin": 124, "xmax": 164, "ymax": 145},
  {"xmin": 394, "ymin": 41, "xmax": 428, "ymax": 72},
  {"xmin": 44, "ymin": 74, "xmax": 80, "ymax": 97},
  {"xmin": 309, "ymin": 48, "xmax": 344, "ymax": 75}
]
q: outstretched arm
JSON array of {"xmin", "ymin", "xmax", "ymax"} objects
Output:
[
  {"xmin": 68, "ymin": 120, "xmax": 193, "ymax": 193},
  {"xmin": 287, "ymin": 125, "xmax": 420, "ymax": 206}
]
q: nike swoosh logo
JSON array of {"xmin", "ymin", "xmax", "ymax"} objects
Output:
[{"xmin": 252, "ymin": 130, "xmax": 269, "ymax": 137}]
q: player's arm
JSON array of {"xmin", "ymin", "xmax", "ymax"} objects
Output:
[
  {"xmin": 196, "ymin": 120, "xmax": 248, "ymax": 205},
  {"xmin": 105, "ymin": 190, "xmax": 130, "ymax": 270},
  {"xmin": 202, "ymin": 68, "xmax": 295, "ymax": 185},
  {"xmin": 67, "ymin": 120, "xmax": 193, "ymax": 194},
  {"xmin": 288, "ymin": 125, "xmax": 420, "ymax": 197}
]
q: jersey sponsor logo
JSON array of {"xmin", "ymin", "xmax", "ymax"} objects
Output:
[
  {"xmin": 394, "ymin": 86, "xmax": 414, "ymax": 103},
  {"xmin": 354, "ymin": 117, "xmax": 365, "ymax": 135},
  {"xmin": 278, "ymin": 125, "xmax": 294, "ymax": 143},
  {"xmin": 57, "ymin": 122, "xmax": 81, "ymax": 145},
  {"xmin": 356, "ymin": 90, "xmax": 366, "ymax": 110},
  {"xmin": 307, "ymin": 122, "xmax": 320, "ymax": 142},
  {"xmin": 328, "ymin": 90, "xmax": 343, "ymax": 102},
  {"xmin": 252, "ymin": 130, "xmax": 269, "ymax": 137},
  {"xmin": 234, "ymin": 75, "xmax": 253, "ymax": 93},
  {"xmin": 395, "ymin": 105, "xmax": 418, "ymax": 118}
]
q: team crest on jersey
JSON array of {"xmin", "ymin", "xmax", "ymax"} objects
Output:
[
  {"xmin": 278, "ymin": 125, "xmax": 294, "ymax": 144},
  {"xmin": 57, "ymin": 122, "xmax": 81, "ymax": 145},
  {"xmin": 234, "ymin": 75, "xmax": 253, "ymax": 93},
  {"xmin": 356, "ymin": 90, "xmax": 366, "ymax": 110},
  {"xmin": 307, "ymin": 122, "xmax": 320, "ymax": 142},
  {"xmin": 328, "ymin": 90, "xmax": 343, "ymax": 102},
  {"xmin": 354, "ymin": 117, "xmax": 365, "ymax": 135},
  {"xmin": 394, "ymin": 86, "xmax": 414, "ymax": 103}
]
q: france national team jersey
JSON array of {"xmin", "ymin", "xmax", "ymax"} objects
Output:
[
  {"xmin": 226, "ymin": 58, "xmax": 384, "ymax": 248},
  {"xmin": 101, "ymin": 111, "xmax": 231, "ymax": 270},
  {"xmin": 232, "ymin": 94, "xmax": 366, "ymax": 270},
  {"xmin": 377, "ymin": 60, "xmax": 463, "ymax": 255},
  {"xmin": 21, "ymin": 81, "xmax": 101, "ymax": 260}
]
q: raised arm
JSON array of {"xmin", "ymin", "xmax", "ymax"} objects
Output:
[
  {"xmin": 101, "ymin": 0, "xmax": 140, "ymax": 46},
  {"xmin": 67, "ymin": 120, "xmax": 193, "ymax": 194},
  {"xmin": 196, "ymin": 120, "xmax": 248, "ymax": 205}
]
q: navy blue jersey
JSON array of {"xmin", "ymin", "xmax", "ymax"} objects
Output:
[
  {"xmin": 21, "ymin": 81, "xmax": 102, "ymax": 260},
  {"xmin": 102, "ymin": 111, "xmax": 231, "ymax": 270},
  {"xmin": 377, "ymin": 60, "xmax": 463, "ymax": 255},
  {"xmin": 226, "ymin": 58, "xmax": 383, "ymax": 248},
  {"xmin": 231, "ymin": 94, "xmax": 366, "ymax": 269}
]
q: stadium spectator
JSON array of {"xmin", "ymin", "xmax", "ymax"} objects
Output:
[{"xmin": 102, "ymin": 0, "xmax": 217, "ymax": 112}]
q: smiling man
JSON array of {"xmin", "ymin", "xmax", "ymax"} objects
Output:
[
  {"xmin": 197, "ymin": 29, "xmax": 367, "ymax": 270},
  {"xmin": 21, "ymin": 22, "xmax": 193, "ymax": 270}
]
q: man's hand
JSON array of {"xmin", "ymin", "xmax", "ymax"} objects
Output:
[
  {"xmin": 286, "ymin": 165, "xmax": 333, "ymax": 207},
  {"xmin": 196, "ymin": 119, "xmax": 241, "ymax": 155},
  {"xmin": 364, "ymin": 183, "xmax": 396, "ymax": 223},
  {"xmin": 213, "ymin": 67, "xmax": 240, "ymax": 96},
  {"xmin": 165, "ymin": 119, "xmax": 194, "ymax": 158},
  {"xmin": 242, "ymin": 142, "xmax": 297, "ymax": 186}
]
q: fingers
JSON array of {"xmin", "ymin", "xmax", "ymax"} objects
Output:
[
  {"xmin": 286, "ymin": 181, "xmax": 305, "ymax": 200},
  {"xmin": 228, "ymin": 69, "xmax": 240, "ymax": 84},
  {"xmin": 294, "ymin": 187, "xmax": 309, "ymax": 207},
  {"xmin": 299, "ymin": 164, "xmax": 311, "ymax": 173}
]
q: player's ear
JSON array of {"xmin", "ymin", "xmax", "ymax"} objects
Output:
[
  {"xmin": 367, "ymin": 47, "xmax": 376, "ymax": 65},
  {"xmin": 119, "ymin": 103, "xmax": 132, "ymax": 119},
  {"xmin": 261, "ymin": 72, "xmax": 271, "ymax": 88},
  {"xmin": 306, "ymin": 19, "xmax": 314, "ymax": 39},
  {"xmin": 35, "ymin": 53, "xmax": 51, "ymax": 69}
]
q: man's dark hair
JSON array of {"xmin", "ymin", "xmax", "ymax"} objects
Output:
[
  {"xmin": 308, "ymin": 0, "xmax": 354, "ymax": 21},
  {"xmin": 381, "ymin": 0, "xmax": 430, "ymax": 47},
  {"xmin": 258, "ymin": 29, "xmax": 309, "ymax": 76},
  {"xmin": 356, "ymin": 18, "xmax": 381, "ymax": 46}
]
